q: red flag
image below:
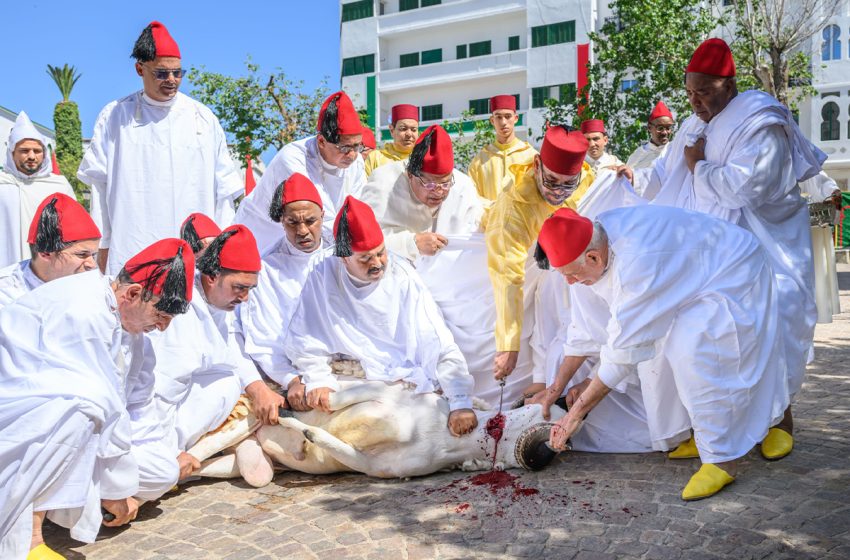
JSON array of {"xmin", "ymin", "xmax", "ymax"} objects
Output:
[
  {"xmin": 50, "ymin": 146, "xmax": 61, "ymax": 175},
  {"xmin": 577, "ymin": 43, "xmax": 590, "ymax": 116},
  {"xmin": 245, "ymin": 153, "xmax": 256, "ymax": 196}
]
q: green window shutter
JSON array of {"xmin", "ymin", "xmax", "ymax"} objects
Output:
[
  {"xmin": 421, "ymin": 0, "xmax": 441, "ymax": 6},
  {"xmin": 421, "ymin": 48, "xmax": 443, "ymax": 65},
  {"xmin": 342, "ymin": 54, "xmax": 374, "ymax": 77},
  {"xmin": 469, "ymin": 98, "xmax": 489, "ymax": 115},
  {"xmin": 363, "ymin": 54, "xmax": 375, "ymax": 73},
  {"xmin": 532, "ymin": 86, "xmax": 550, "ymax": 108},
  {"xmin": 565, "ymin": 20, "xmax": 576, "ymax": 42},
  {"xmin": 341, "ymin": 0, "xmax": 373, "ymax": 22},
  {"xmin": 421, "ymin": 104, "xmax": 443, "ymax": 121},
  {"xmin": 456, "ymin": 44, "xmax": 468, "ymax": 59},
  {"xmin": 509, "ymin": 35, "xmax": 520, "ymax": 51},
  {"xmin": 513, "ymin": 93, "xmax": 521, "ymax": 108},
  {"xmin": 531, "ymin": 25, "xmax": 547, "ymax": 47},
  {"xmin": 400, "ymin": 0, "xmax": 418, "ymax": 11},
  {"xmin": 559, "ymin": 83, "xmax": 576, "ymax": 102},
  {"xmin": 469, "ymin": 40, "xmax": 491, "ymax": 57},
  {"xmin": 400, "ymin": 52, "xmax": 420, "ymax": 68}
]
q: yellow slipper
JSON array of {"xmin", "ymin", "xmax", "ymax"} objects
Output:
[
  {"xmin": 681, "ymin": 464, "xmax": 735, "ymax": 501},
  {"xmin": 761, "ymin": 427, "xmax": 793, "ymax": 460},
  {"xmin": 27, "ymin": 543, "xmax": 66, "ymax": 560},
  {"xmin": 668, "ymin": 436, "xmax": 699, "ymax": 459}
]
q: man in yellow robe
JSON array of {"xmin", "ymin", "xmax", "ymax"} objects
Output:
[
  {"xmin": 364, "ymin": 104, "xmax": 419, "ymax": 176},
  {"xmin": 468, "ymin": 95, "xmax": 537, "ymax": 202},
  {"xmin": 486, "ymin": 125, "xmax": 595, "ymax": 380}
]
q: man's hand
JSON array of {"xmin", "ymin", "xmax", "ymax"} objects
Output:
[
  {"xmin": 245, "ymin": 380, "xmax": 288, "ymax": 425},
  {"xmin": 613, "ymin": 165, "xmax": 634, "ymax": 183},
  {"xmin": 526, "ymin": 384, "xmax": 563, "ymax": 420},
  {"xmin": 306, "ymin": 387, "xmax": 335, "ymax": 412},
  {"xmin": 829, "ymin": 188, "xmax": 843, "ymax": 209},
  {"xmin": 286, "ymin": 377, "xmax": 311, "ymax": 412},
  {"xmin": 415, "ymin": 232, "xmax": 448, "ymax": 256},
  {"xmin": 101, "ymin": 497, "xmax": 139, "ymax": 527},
  {"xmin": 684, "ymin": 137, "xmax": 706, "ymax": 173},
  {"xmin": 176, "ymin": 451, "xmax": 201, "ymax": 479},
  {"xmin": 493, "ymin": 350, "xmax": 518, "ymax": 380},
  {"xmin": 549, "ymin": 412, "xmax": 582, "ymax": 452},
  {"xmin": 447, "ymin": 408, "xmax": 478, "ymax": 437},
  {"xmin": 565, "ymin": 378, "xmax": 591, "ymax": 408}
]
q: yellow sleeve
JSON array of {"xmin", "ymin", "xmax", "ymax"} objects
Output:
[
  {"xmin": 364, "ymin": 150, "xmax": 383, "ymax": 177},
  {"xmin": 468, "ymin": 154, "xmax": 486, "ymax": 200},
  {"xmin": 485, "ymin": 195, "xmax": 536, "ymax": 352}
]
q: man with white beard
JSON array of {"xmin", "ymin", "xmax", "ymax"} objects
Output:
[{"xmin": 234, "ymin": 91, "xmax": 366, "ymax": 254}]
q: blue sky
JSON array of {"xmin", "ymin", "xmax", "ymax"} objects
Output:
[{"xmin": 1, "ymin": 0, "xmax": 340, "ymax": 161}]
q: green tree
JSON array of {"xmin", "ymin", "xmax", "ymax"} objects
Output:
[
  {"xmin": 540, "ymin": 0, "xmax": 722, "ymax": 160},
  {"xmin": 189, "ymin": 57, "xmax": 329, "ymax": 164},
  {"xmin": 442, "ymin": 110, "xmax": 495, "ymax": 171},
  {"xmin": 46, "ymin": 64, "xmax": 86, "ymax": 205}
]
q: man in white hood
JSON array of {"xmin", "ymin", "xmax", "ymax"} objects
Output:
[{"xmin": 0, "ymin": 111, "xmax": 76, "ymax": 268}]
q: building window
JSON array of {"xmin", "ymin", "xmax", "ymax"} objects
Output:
[
  {"xmin": 469, "ymin": 40, "xmax": 492, "ymax": 57},
  {"xmin": 400, "ymin": 0, "xmax": 418, "ymax": 11},
  {"xmin": 421, "ymin": 48, "xmax": 443, "ymax": 65},
  {"xmin": 821, "ymin": 101, "xmax": 840, "ymax": 141},
  {"xmin": 421, "ymin": 104, "xmax": 443, "ymax": 121},
  {"xmin": 457, "ymin": 44, "xmax": 468, "ymax": 59},
  {"xmin": 822, "ymin": 24, "xmax": 840, "ymax": 61},
  {"xmin": 509, "ymin": 35, "xmax": 520, "ymax": 51},
  {"xmin": 531, "ymin": 20, "xmax": 576, "ymax": 47},
  {"xmin": 342, "ymin": 54, "xmax": 375, "ymax": 77},
  {"xmin": 514, "ymin": 93, "xmax": 521, "ymax": 108},
  {"xmin": 469, "ymin": 98, "xmax": 490, "ymax": 115},
  {"xmin": 400, "ymin": 52, "xmax": 420, "ymax": 68},
  {"xmin": 532, "ymin": 86, "xmax": 551, "ymax": 108},
  {"xmin": 620, "ymin": 79, "xmax": 638, "ymax": 92},
  {"xmin": 722, "ymin": 0, "xmax": 734, "ymax": 6},
  {"xmin": 421, "ymin": 0, "xmax": 441, "ymax": 6},
  {"xmin": 559, "ymin": 83, "xmax": 576, "ymax": 101},
  {"xmin": 341, "ymin": 0, "xmax": 373, "ymax": 22}
]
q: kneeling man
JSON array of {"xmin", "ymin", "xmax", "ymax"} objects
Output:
[
  {"xmin": 283, "ymin": 195, "xmax": 477, "ymax": 436},
  {"xmin": 541, "ymin": 206, "xmax": 788, "ymax": 500}
]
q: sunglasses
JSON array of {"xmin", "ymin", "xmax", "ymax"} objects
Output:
[
  {"xmin": 148, "ymin": 67, "xmax": 186, "ymax": 80},
  {"xmin": 538, "ymin": 167, "xmax": 580, "ymax": 193},
  {"xmin": 332, "ymin": 142, "xmax": 367, "ymax": 155}
]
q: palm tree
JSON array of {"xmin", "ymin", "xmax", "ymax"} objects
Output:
[{"xmin": 46, "ymin": 64, "xmax": 82, "ymax": 103}]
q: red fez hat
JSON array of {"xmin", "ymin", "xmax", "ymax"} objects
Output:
[
  {"xmin": 490, "ymin": 95, "xmax": 517, "ymax": 113},
  {"xmin": 124, "ymin": 238, "xmax": 194, "ymax": 308},
  {"xmin": 317, "ymin": 91, "xmax": 363, "ymax": 136},
  {"xmin": 538, "ymin": 208, "xmax": 594, "ymax": 268},
  {"xmin": 580, "ymin": 119, "xmax": 606, "ymax": 135},
  {"xmin": 149, "ymin": 21, "xmax": 181, "ymax": 59},
  {"xmin": 28, "ymin": 193, "xmax": 101, "ymax": 251},
  {"xmin": 181, "ymin": 213, "xmax": 221, "ymax": 240},
  {"xmin": 269, "ymin": 172, "xmax": 323, "ymax": 223},
  {"xmin": 361, "ymin": 126, "xmax": 377, "ymax": 150},
  {"xmin": 686, "ymin": 38, "xmax": 735, "ymax": 77},
  {"xmin": 217, "ymin": 225, "xmax": 261, "ymax": 272},
  {"xmin": 333, "ymin": 195, "xmax": 384, "ymax": 256},
  {"xmin": 540, "ymin": 126, "xmax": 589, "ymax": 176},
  {"xmin": 391, "ymin": 104, "xmax": 419, "ymax": 123},
  {"xmin": 413, "ymin": 125, "xmax": 454, "ymax": 175},
  {"xmin": 648, "ymin": 101, "xmax": 674, "ymax": 122}
]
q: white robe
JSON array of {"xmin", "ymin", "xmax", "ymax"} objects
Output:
[
  {"xmin": 592, "ymin": 205, "xmax": 789, "ymax": 463},
  {"xmin": 0, "ymin": 272, "xmax": 137, "ymax": 552},
  {"xmin": 360, "ymin": 161, "xmax": 485, "ymax": 261},
  {"xmin": 150, "ymin": 273, "xmax": 257, "ymax": 453},
  {"xmin": 77, "ymin": 91, "xmax": 243, "ymax": 275},
  {"xmin": 585, "ymin": 152, "xmax": 623, "ymax": 174},
  {"xmin": 625, "ymin": 141, "xmax": 668, "ymax": 170},
  {"xmin": 638, "ymin": 91, "xmax": 825, "ymax": 399},
  {"xmin": 238, "ymin": 237, "xmax": 326, "ymax": 386},
  {"xmin": 284, "ymin": 255, "xmax": 474, "ymax": 410},
  {"xmin": 0, "ymin": 260, "xmax": 43, "ymax": 310},
  {"xmin": 233, "ymin": 136, "xmax": 366, "ymax": 255}
]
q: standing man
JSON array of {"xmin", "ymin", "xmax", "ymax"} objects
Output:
[
  {"xmin": 364, "ymin": 104, "xmax": 419, "ymax": 177},
  {"xmin": 0, "ymin": 193, "xmax": 100, "ymax": 309},
  {"xmin": 626, "ymin": 101, "xmax": 675, "ymax": 170},
  {"xmin": 1, "ymin": 111, "xmax": 77, "ymax": 268},
  {"xmin": 78, "ymin": 20, "xmax": 243, "ymax": 275},
  {"xmin": 628, "ymin": 38, "xmax": 825, "ymax": 460},
  {"xmin": 361, "ymin": 125, "xmax": 484, "ymax": 262},
  {"xmin": 581, "ymin": 119, "xmax": 623, "ymax": 173},
  {"xmin": 468, "ymin": 95, "xmax": 537, "ymax": 202},
  {"xmin": 234, "ymin": 91, "xmax": 366, "ymax": 254},
  {"xmin": 486, "ymin": 125, "xmax": 594, "ymax": 384}
]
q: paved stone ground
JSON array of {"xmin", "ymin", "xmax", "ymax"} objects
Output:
[{"xmin": 45, "ymin": 268, "xmax": 850, "ymax": 560}]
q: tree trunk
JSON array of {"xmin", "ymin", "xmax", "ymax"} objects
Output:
[{"xmin": 771, "ymin": 47, "xmax": 788, "ymax": 107}]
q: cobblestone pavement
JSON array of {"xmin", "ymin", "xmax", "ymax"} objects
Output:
[{"xmin": 45, "ymin": 267, "xmax": 850, "ymax": 560}]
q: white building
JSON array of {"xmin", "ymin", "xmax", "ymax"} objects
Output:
[{"xmin": 339, "ymin": 0, "xmax": 612, "ymax": 146}]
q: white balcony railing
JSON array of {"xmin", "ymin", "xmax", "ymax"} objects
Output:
[
  {"xmin": 378, "ymin": 0, "xmax": 525, "ymax": 36},
  {"xmin": 378, "ymin": 49, "xmax": 527, "ymax": 91}
]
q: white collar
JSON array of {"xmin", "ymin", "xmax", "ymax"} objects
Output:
[{"xmin": 141, "ymin": 91, "xmax": 178, "ymax": 108}]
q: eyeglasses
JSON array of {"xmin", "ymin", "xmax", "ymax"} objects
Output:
[
  {"xmin": 332, "ymin": 142, "xmax": 367, "ymax": 155},
  {"xmin": 650, "ymin": 124, "xmax": 674, "ymax": 133},
  {"xmin": 538, "ymin": 167, "xmax": 580, "ymax": 193},
  {"xmin": 148, "ymin": 67, "xmax": 186, "ymax": 80},
  {"xmin": 413, "ymin": 174, "xmax": 455, "ymax": 192}
]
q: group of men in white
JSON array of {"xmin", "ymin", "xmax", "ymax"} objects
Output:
[{"xmin": 0, "ymin": 20, "xmax": 841, "ymax": 560}]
